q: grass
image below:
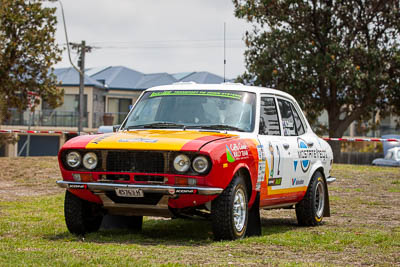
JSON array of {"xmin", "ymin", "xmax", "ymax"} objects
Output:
[{"xmin": 0, "ymin": 158, "xmax": 399, "ymax": 266}]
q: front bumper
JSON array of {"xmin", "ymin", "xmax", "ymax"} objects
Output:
[{"xmin": 56, "ymin": 180, "xmax": 224, "ymax": 195}]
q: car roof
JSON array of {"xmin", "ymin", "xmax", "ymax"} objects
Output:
[{"xmin": 145, "ymin": 82, "xmax": 296, "ymax": 102}]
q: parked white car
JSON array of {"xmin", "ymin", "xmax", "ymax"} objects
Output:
[{"xmin": 372, "ymin": 147, "xmax": 400, "ymax": 167}]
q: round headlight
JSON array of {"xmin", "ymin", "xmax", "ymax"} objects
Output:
[
  {"xmin": 173, "ymin": 154, "xmax": 190, "ymax": 173},
  {"xmin": 82, "ymin": 152, "xmax": 98, "ymax": 170},
  {"xmin": 192, "ymin": 156, "xmax": 209, "ymax": 173},
  {"xmin": 66, "ymin": 151, "xmax": 81, "ymax": 168}
]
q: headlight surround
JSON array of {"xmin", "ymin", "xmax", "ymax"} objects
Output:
[
  {"xmin": 82, "ymin": 152, "xmax": 98, "ymax": 170},
  {"xmin": 173, "ymin": 154, "xmax": 190, "ymax": 173},
  {"xmin": 66, "ymin": 151, "xmax": 81, "ymax": 168},
  {"xmin": 192, "ymin": 156, "xmax": 209, "ymax": 173}
]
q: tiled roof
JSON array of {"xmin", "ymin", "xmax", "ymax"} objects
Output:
[
  {"xmin": 53, "ymin": 67, "xmax": 105, "ymax": 88},
  {"xmin": 54, "ymin": 66, "xmax": 227, "ymax": 91}
]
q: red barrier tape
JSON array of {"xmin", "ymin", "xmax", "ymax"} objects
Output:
[
  {"xmin": 0, "ymin": 129, "xmax": 399, "ymax": 142},
  {"xmin": 0, "ymin": 129, "xmax": 84, "ymax": 135},
  {"xmin": 323, "ymin": 137, "xmax": 400, "ymax": 142}
]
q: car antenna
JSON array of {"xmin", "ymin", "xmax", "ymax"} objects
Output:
[{"xmin": 223, "ymin": 22, "xmax": 226, "ymax": 83}]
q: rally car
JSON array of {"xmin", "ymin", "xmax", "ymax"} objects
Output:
[{"xmin": 57, "ymin": 83, "xmax": 336, "ymax": 240}]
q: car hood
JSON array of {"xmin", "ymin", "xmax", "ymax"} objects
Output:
[{"xmin": 64, "ymin": 130, "xmax": 237, "ymax": 152}]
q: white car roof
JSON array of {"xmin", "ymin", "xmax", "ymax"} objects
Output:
[{"xmin": 145, "ymin": 83, "xmax": 297, "ymax": 102}]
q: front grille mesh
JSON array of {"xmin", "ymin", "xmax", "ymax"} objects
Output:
[{"xmin": 105, "ymin": 151, "xmax": 166, "ymax": 173}]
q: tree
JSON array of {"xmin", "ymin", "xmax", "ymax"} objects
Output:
[
  {"xmin": 0, "ymin": 0, "xmax": 63, "ymax": 125},
  {"xmin": 233, "ymin": 0, "xmax": 400, "ymax": 156}
]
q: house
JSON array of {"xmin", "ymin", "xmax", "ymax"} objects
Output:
[{"xmin": 0, "ymin": 66, "xmax": 225, "ymax": 157}]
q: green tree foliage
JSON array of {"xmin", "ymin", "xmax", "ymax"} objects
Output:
[
  {"xmin": 233, "ymin": 0, "xmax": 400, "ymax": 139},
  {"xmin": 0, "ymin": 0, "xmax": 63, "ymax": 126}
]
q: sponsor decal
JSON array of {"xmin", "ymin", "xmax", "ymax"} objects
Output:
[
  {"xmin": 118, "ymin": 138, "xmax": 158, "ymax": 143},
  {"xmin": 292, "ymin": 178, "xmax": 305, "ymax": 186},
  {"xmin": 226, "ymin": 142, "xmax": 249, "ymax": 163},
  {"xmin": 149, "ymin": 90, "xmax": 242, "ymax": 100},
  {"xmin": 168, "ymin": 188, "xmax": 176, "ymax": 195},
  {"xmin": 297, "ymin": 138, "xmax": 310, "ymax": 173},
  {"xmin": 256, "ymin": 144, "xmax": 267, "ymax": 183},
  {"xmin": 257, "ymin": 145, "xmax": 266, "ymax": 161},
  {"xmin": 268, "ymin": 177, "xmax": 282, "ymax": 186},
  {"xmin": 276, "ymin": 145, "xmax": 281, "ymax": 175},
  {"xmin": 223, "ymin": 163, "xmax": 228, "ymax": 168},
  {"xmin": 226, "ymin": 145, "xmax": 236, "ymax": 163},
  {"xmin": 175, "ymin": 189, "xmax": 196, "ymax": 194},
  {"xmin": 269, "ymin": 142, "xmax": 274, "ymax": 177},
  {"xmin": 256, "ymin": 182, "xmax": 261, "ymax": 190},
  {"xmin": 297, "ymin": 137, "xmax": 328, "ymax": 173},
  {"xmin": 294, "ymin": 160, "xmax": 298, "ymax": 172},
  {"xmin": 91, "ymin": 133, "xmax": 113, "ymax": 144},
  {"xmin": 68, "ymin": 184, "xmax": 86, "ymax": 189}
]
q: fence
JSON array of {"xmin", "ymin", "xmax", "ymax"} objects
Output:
[{"xmin": 4, "ymin": 109, "xmax": 88, "ymax": 128}]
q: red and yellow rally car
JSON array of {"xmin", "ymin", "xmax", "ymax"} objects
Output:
[{"xmin": 57, "ymin": 83, "xmax": 336, "ymax": 240}]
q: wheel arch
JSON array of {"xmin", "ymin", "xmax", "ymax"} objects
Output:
[{"xmin": 232, "ymin": 166, "xmax": 256, "ymax": 208}]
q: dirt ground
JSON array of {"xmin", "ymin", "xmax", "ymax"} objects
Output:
[
  {"xmin": 0, "ymin": 157, "xmax": 398, "ymax": 230},
  {"xmin": 0, "ymin": 157, "xmax": 399, "ymax": 265},
  {"xmin": 0, "ymin": 156, "xmax": 63, "ymax": 201}
]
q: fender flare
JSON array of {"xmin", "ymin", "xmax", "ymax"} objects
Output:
[{"xmin": 231, "ymin": 163, "xmax": 257, "ymax": 208}]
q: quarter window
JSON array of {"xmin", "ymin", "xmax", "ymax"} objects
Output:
[
  {"xmin": 277, "ymin": 99, "xmax": 297, "ymax": 136},
  {"xmin": 259, "ymin": 97, "xmax": 281, "ymax": 136},
  {"xmin": 291, "ymin": 104, "xmax": 305, "ymax": 135}
]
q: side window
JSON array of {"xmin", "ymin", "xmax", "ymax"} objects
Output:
[
  {"xmin": 277, "ymin": 99, "xmax": 297, "ymax": 136},
  {"xmin": 259, "ymin": 97, "xmax": 281, "ymax": 136},
  {"xmin": 290, "ymin": 103, "xmax": 305, "ymax": 135}
]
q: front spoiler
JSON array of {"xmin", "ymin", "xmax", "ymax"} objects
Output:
[{"xmin": 56, "ymin": 181, "xmax": 224, "ymax": 195}]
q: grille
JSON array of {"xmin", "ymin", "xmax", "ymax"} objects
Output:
[{"xmin": 106, "ymin": 151, "xmax": 165, "ymax": 173}]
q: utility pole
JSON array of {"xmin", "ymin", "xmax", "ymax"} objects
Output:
[{"xmin": 70, "ymin": 41, "xmax": 91, "ymax": 134}]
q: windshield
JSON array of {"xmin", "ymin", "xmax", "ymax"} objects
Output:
[{"xmin": 122, "ymin": 90, "xmax": 256, "ymax": 132}]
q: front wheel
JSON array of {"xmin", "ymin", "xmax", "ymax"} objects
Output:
[
  {"xmin": 295, "ymin": 171, "xmax": 326, "ymax": 226},
  {"xmin": 64, "ymin": 190, "xmax": 103, "ymax": 235},
  {"xmin": 211, "ymin": 174, "xmax": 248, "ymax": 240}
]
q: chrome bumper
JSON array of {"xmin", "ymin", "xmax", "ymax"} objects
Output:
[
  {"xmin": 56, "ymin": 181, "xmax": 224, "ymax": 195},
  {"xmin": 326, "ymin": 176, "xmax": 336, "ymax": 184}
]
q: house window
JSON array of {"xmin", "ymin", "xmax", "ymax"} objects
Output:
[
  {"xmin": 43, "ymin": 94, "xmax": 87, "ymax": 112},
  {"xmin": 108, "ymin": 98, "xmax": 132, "ymax": 124}
]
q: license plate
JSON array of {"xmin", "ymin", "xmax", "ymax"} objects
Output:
[{"xmin": 115, "ymin": 188, "xmax": 144, "ymax": 198}]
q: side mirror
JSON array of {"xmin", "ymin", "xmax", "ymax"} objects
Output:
[{"xmin": 113, "ymin": 125, "xmax": 121, "ymax": 132}]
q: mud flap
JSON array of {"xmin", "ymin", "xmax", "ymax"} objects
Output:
[
  {"xmin": 245, "ymin": 192, "xmax": 261, "ymax": 237},
  {"xmin": 323, "ymin": 178, "xmax": 331, "ymax": 217}
]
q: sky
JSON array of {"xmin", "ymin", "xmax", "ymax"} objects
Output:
[{"xmin": 51, "ymin": 0, "xmax": 251, "ymax": 80}]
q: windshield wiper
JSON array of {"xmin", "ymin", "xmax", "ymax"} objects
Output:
[
  {"xmin": 187, "ymin": 124, "xmax": 246, "ymax": 132},
  {"xmin": 125, "ymin": 122, "xmax": 186, "ymax": 130}
]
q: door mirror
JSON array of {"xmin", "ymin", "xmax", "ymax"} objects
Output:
[{"xmin": 113, "ymin": 125, "xmax": 121, "ymax": 132}]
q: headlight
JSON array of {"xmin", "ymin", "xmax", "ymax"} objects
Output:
[
  {"xmin": 66, "ymin": 151, "xmax": 81, "ymax": 168},
  {"xmin": 82, "ymin": 152, "xmax": 98, "ymax": 170},
  {"xmin": 192, "ymin": 156, "xmax": 209, "ymax": 173},
  {"xmin": 173, "ymin": 154, "xmax": 190, "ymax": 173}
]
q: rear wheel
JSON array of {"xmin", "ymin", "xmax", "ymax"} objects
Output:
[
  {"xmin": 64, "ymin": 190, "xmax": 103, "ymax": 235},
  {"xmin": 211, "ymin": 174, "xmax": 248, "ymax": 240},
  {"xmin": 295, "ymin": 171, "xmax": 326, "ymax": 226}
]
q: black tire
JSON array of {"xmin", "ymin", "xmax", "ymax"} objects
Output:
[
  {"xmin": 64, "ymin": 190, "xmax": 103, "ymax": 235},
  {"xmin": 295, "ymin": 171, "xmax": 326, "ymax": 226},
  {"xmin": 211, "ymin": 174, "xmax": 248, "ymax": 240}
]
